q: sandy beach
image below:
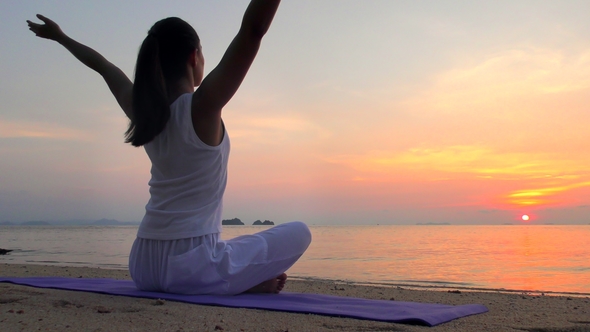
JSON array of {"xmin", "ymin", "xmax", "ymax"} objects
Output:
[{"xmin": 0, "ymin": 264, "xmax": 589, "ymax": 332}]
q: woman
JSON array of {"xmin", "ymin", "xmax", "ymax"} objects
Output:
[{"xmin": 27, "ymin": 0, "xmax": 311, "ymax": 295}]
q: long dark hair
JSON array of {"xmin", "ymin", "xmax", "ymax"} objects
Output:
[{"xmin": 125, "ymin": 17, "xmax": 200, "ymax": 147}]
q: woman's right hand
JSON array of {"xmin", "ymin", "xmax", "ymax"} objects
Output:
[{"xmin": 26, "ymin": 14, "xmax": 66, "ymax": 42}]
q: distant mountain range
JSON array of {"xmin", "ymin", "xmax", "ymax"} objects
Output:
[
  {"xmin": 0, "ymin": 219, "xmax": 140, "ymax": 226},
  {"xmin": 1, "ymin": 218, "xmax": 276, "ymax": 226},
  {"xmin": 416, "ymin": 222, "xmax": 451, "ymax": 225}
]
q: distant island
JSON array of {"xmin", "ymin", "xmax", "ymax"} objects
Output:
[
  {"xmin": 253, "ymin": 220, "xmax": 275, "ymax": 226},
  {"xmin": 90, "ymin": 219, "xmax": 140, "ymax": 226},
  {"xmin": 21, "ymin": 221, "xmax": 51, "ymax": 226},
  {"xmin": 222, "ymin": 218, "xmax": 244, "ymax": 225},
  {"xmin": 221, "ymin": 218, "xmax": 275, "ymax": 226}
]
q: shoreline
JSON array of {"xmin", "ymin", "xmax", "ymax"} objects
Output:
[
  {"xmin": 1, "ymin": 264, "xmax": 589, "ymax": 331},
  {"xmin": 294, "ymin": 276, "xmax": 590, "ymax": 298},
  {"xmin": 4, "ymin": 261, "xmax": 590, "ymax": 298}
]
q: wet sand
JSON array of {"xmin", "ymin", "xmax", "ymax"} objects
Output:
[{"xmin": 1, "ymin": 264, "xmax": 589, "ymax": 331}]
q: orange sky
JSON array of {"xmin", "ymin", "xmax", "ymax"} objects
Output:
[{"xmin": 1, "ymin": 1, "xmax": 589, "ymax": 224}]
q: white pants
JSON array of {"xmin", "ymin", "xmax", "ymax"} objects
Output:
[{"xmin": 128, "ymin": 221, "xmax": 311, "ymax": 295}]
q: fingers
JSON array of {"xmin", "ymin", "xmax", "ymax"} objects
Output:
[
  {"xmin": 26, "ymin": 21, "xmax": 42, "ymax": 36},
  {"xmin": 27, "ymin": 14, "xmax": 51, "ymax": 26},
  {"xmin": 26, "ymin": 20, "xmax": 40, "ymax": 28},
  {"xmin": 26, "ymin": 16, "xmax": 42, "ymax": 29},
  {"xmin": 36, "ymin": 14, "xmax": 48, "ymax": 23},
  {"xmin": 36, "ymin": 14, "xmax": 55, "ymax": 25}
]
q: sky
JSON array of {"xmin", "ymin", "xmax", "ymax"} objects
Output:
[{"xmin": 1, "ymin": 0, "xmax": 589, "ymax": 225}]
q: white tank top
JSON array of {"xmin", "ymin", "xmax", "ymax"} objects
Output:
[{"xmin": 137, "ymin": 93, "xmax": 230, "ymax": 240}]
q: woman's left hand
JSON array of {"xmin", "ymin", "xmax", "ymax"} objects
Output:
[{"xmin": 26, "ymin": 14, "xmax": 66, "ymax": 42}]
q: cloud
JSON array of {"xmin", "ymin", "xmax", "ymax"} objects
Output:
[
  {"xmin": 387, "ymin": 47, "xmax": 590, "ymax": 155},
  {"xmin": 0, "ymin": 119, "xmax": 90, "ymax": 140},
  {"xmin": 505, "ymin": 181, "xmax": 590, "ymax": 206},
  {"xmin": 407, "ymin": 47, "xmax": 590, "ymax": 117},
  {"xmin": 327, "ymin": 145, "xmax": 590, "ymax": 180},
  {"xmin": 324, "ymin": 143, "xmax": 590, "ymax": 209},
  {"xmin": 226, "ymin": 114, "xmax": 329, "ymax": 147}
]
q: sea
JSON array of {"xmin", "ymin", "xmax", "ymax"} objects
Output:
[{"xmin": 1, "ymin": 225, "xmax": 589, "ymax": 296}]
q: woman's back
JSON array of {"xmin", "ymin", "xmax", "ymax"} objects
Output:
[{"xmin": 139, "ymin": 93, "xmax": 230, "ymax": 241}]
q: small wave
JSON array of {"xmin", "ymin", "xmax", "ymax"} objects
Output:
[
  {"xmin": 289, "ymin": 276, "xmax": 590, "ymax": 297},
  {"xmin": 395, "ymin": 279, "xmax": 476, "ymax": 286},
  {"xmin": 27, "ymin": 260, "xmax": 62, "ymax": 264}
]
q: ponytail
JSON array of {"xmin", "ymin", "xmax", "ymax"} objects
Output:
[
  {"xmin": 125, "ymin": 35, "xmax": 169, "ymax": 147},
  {"xmin": 126, "ymin": 17, "xmax": 199, "ymax": 147}
]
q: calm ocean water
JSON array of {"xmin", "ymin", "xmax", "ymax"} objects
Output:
[{"xmin": 1, "ymin": 225, "xmax": 588, "ymax": 295}]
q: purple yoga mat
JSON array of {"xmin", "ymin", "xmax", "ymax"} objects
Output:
[{"xmin": 0, "ymin": 277, "xmax": 487, "ymax": 327}]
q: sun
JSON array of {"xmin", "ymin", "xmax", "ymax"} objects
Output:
[{"xmin": 521, "ymin": 214, "xmax": 530, "ymax": 221}]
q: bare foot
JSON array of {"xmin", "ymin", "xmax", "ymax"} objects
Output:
[{"xmin": 245, "ymin": 273, "xmax": 287, "ymax": 294}]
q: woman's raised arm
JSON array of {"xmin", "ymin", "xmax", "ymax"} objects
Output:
[
  {"xmin": 191, "ymin": 0, "xmax": 281, "ymax": 146},
  {"xmin": 27, "ymin": 14, "xmax": 133, "ymax": 119}
]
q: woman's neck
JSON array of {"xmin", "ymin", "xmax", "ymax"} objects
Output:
[{"xmin": 167, "ymin": 75, "xmax": 194, "ymax": 105}]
